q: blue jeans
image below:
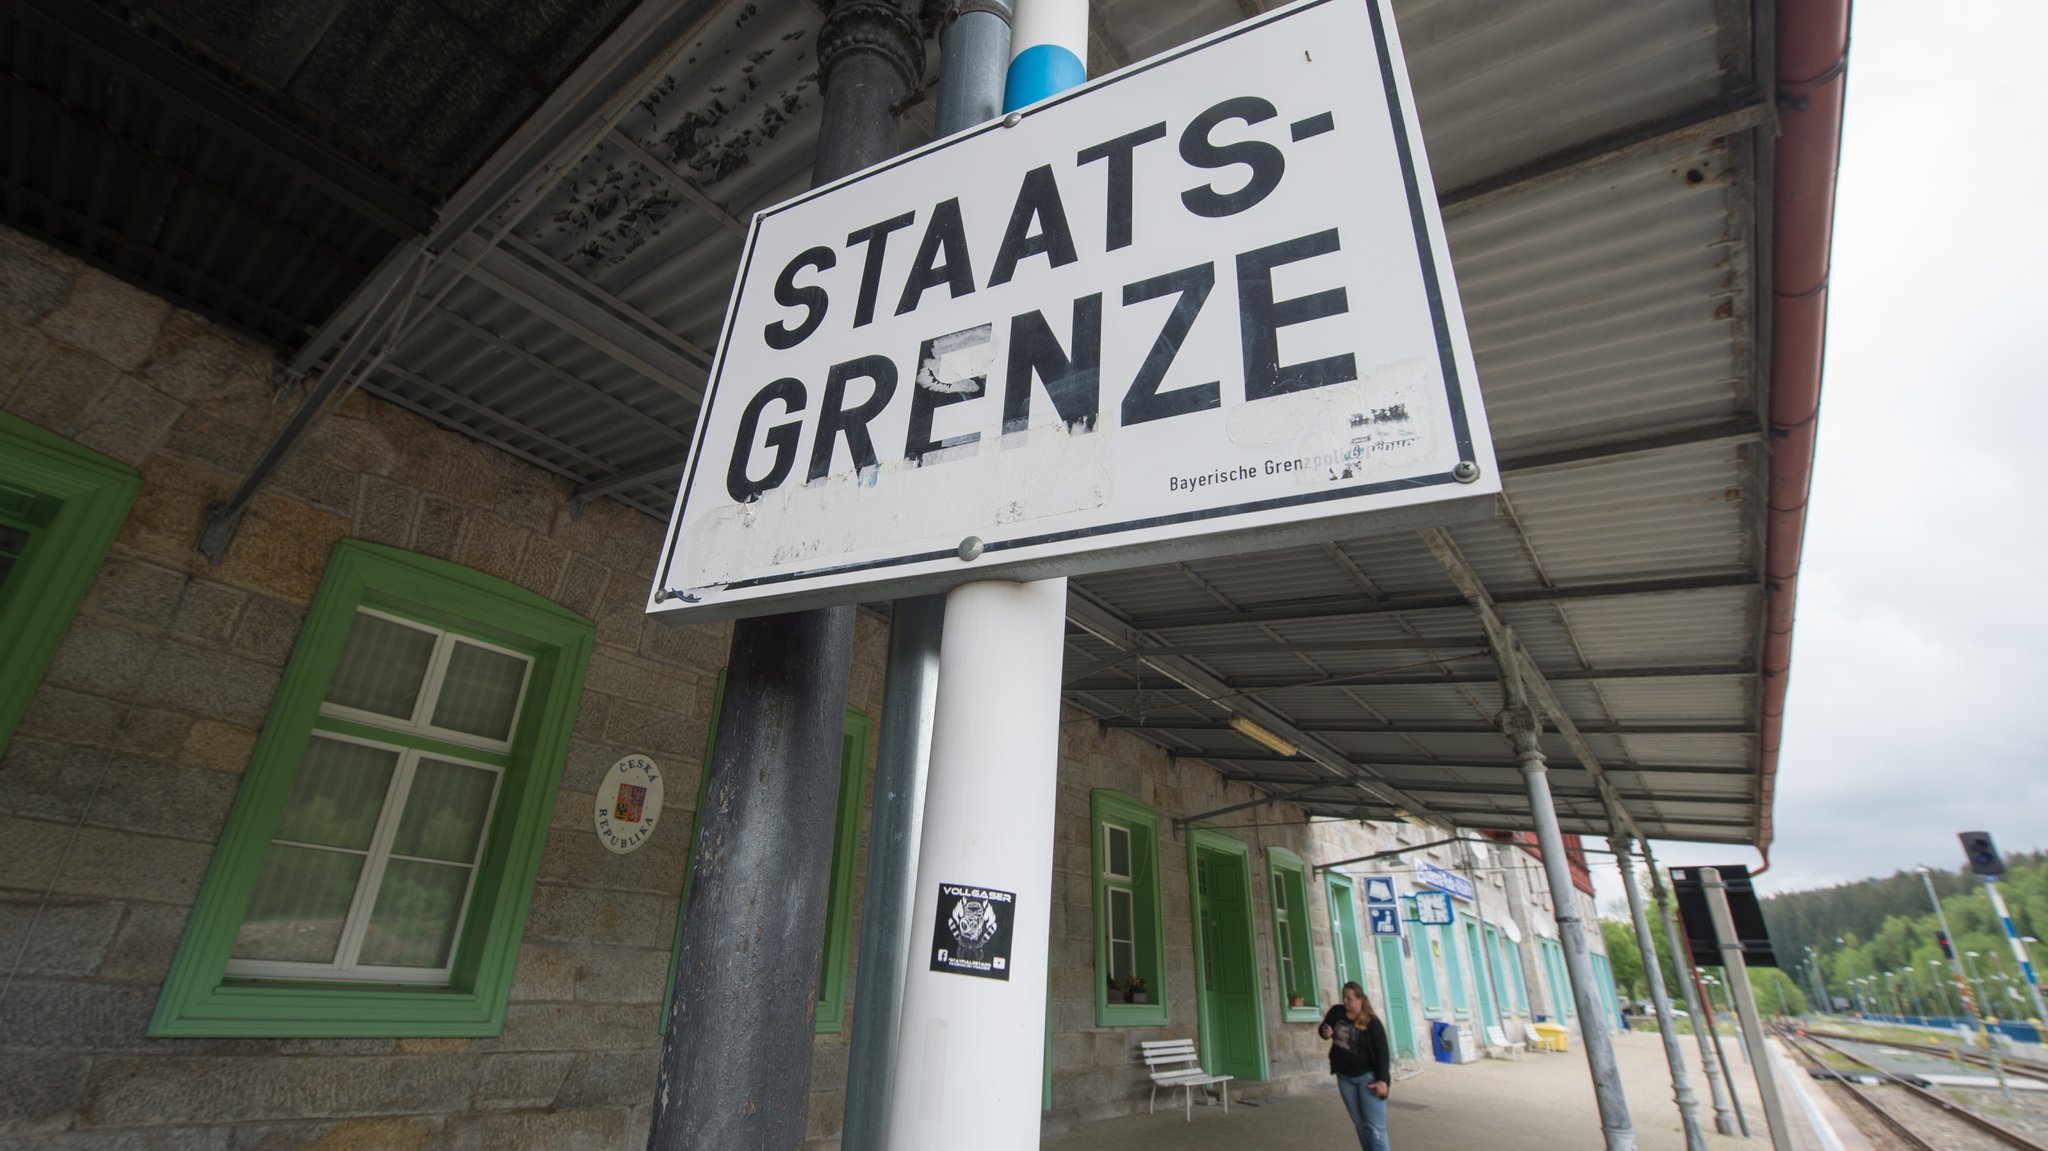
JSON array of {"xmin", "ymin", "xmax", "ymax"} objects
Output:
[{"xmin": 1337, "ymin": 1070, "xmax": 1390, "ymax": 1151}]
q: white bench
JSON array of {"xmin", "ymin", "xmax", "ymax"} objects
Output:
[
  {"xmin": 1483, "ymin": 1024, "xmax": 1527, "ymax": 1060},
  {"xmin": 1140, "ymin": 1039, "xmax": 1234, "ymax": 1121}
]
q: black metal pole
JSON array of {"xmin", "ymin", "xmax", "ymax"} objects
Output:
[{"xmin": 647, "ymin": 5, "xmax": 921, "ymax": 1148}]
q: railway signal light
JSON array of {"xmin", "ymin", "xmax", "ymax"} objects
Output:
[{"xmin": 1959, "ymin": 831, "xmax": 2006, "ymax": 878}]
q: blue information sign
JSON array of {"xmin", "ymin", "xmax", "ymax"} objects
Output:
[{"xmin": 1369, "ymin": 905, "xmax": 1403, "ymax": 936}]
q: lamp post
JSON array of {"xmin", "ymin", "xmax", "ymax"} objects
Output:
[
  {"xmin": 1967, "ymin": 952, "xmax": 1993, "ymax": 1019},
  {"xmin": 1920, "ymin": 865, "xmax": 2010, "ymax": 1098},
  {"xmin": 1807, "ymin": 945, "xmax": 1831, "ymax": 1015}
]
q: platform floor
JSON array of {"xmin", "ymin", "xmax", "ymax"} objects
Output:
[{"xmin": 1044, "ymin": 1029, "xmax": 1852, "ymax": 1150}]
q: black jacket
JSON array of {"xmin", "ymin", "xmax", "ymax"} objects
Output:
[{"xmin": 1322, "ymin": 1005, "xmax": 1391, "ymax": 1083}]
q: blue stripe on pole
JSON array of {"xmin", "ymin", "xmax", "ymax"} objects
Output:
[{"xmin": 1002, "ymin": 44, "xmax": 1086, "ymax": 112}]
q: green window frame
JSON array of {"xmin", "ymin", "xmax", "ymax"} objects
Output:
[
  {"xmin": 150, "ymin": 540, "xmax": 593, "ymax": 1037},
  {"xmin": 1324, "ymin": 871, "xmax": 1364, "ymax": 993},
  {"xmin": 0, "ymin": 411, "xmax": 140, "ymax": 755},
  {"xmin": 1091, "ymin": 789, "xmax": 1166, "ymax": 1026},
  {"xmin": 661, "ymin": 681, "xmax": 871, "ymax": 1034},
  {"xmin": 1266, "ymin": 846, "xmax": 1319, "ymax": 1022}
]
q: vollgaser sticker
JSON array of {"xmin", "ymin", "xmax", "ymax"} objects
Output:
[{"xmin": 929, "ymin": 882, "xmax": 1015, "ymax": 981}]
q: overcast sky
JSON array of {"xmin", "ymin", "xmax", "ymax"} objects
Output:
[{"xmin": 1602, "ymin": 0, "xmax": 2048, "ymax": 902}]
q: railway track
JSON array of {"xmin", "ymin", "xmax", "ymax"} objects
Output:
[
  {"xmin": 1779, "ymin": 1029, "xmax": 2048, "ymax": 1151},
  {"xmin": 1799, "ymin": 1027, "xmax": 2048, "ymax": 1082}
]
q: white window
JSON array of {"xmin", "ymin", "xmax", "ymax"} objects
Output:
[
  {"xmin": 1274, "ymin": 873, "xmax": 1296, "ymax": 992},
  {"xmin": 1103, "ymin": 823, "xmax": 1135, "ymax": 982},
  {"xmin": 1107, "ymin": 887, "xmax": 1136, "ymax": 983},
  {"xmin": 1103, "ymin": 823, "xmax": 1132, "ymax": 882},
  {"xmin": 226, "ymin": 608, "xmax": 531, "ymax": 984}
]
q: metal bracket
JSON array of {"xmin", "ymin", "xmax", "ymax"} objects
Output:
[
  {"xmin": 196, "ymin": 504, "xmax": 245, "ymax": 567},
  {"xmin": 1172, "ymin": 781, "xmax": 1332, "ymax": 833}
]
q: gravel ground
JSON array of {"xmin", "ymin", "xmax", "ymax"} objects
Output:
[{"xmin": 1938, "ymin": 1084, "xmax": 2048, "ymax": 1144}]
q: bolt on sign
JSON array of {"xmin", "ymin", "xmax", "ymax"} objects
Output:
[{"xmin": 650, "ymin": 0, "xmax": 1497, "ymax": 619}]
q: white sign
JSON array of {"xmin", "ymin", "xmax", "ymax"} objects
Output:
[
  {"xmin": 1365, "ymin": 876, "xmax": 1397, "ymax": 905},
  {"xmin": 1414, "ymin": 860, "xmax": 1475, "ymax": 902},
  {"xmin": 650, "ymin": 0, "xmax": 1495, "ymax": 619},
  {"xmin": 593, "ymin": 754, "xmax": 664, "ymax": 854},
  {"xmin": 1415, "ymin": 891, "xmax": 1454, "ymax": 925},
  {"xmin": 1369, "ymin": 905, "xmax": 1403, "ymax": 936}
]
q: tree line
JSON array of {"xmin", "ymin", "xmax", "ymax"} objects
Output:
[
  {"xmin": 1594, "ymin": 850, "xmax": 2045, "ymax": 1020},
  {"xmin": 1763, "ymin": 849, "xmax": 2045, "ymax": 1017}
]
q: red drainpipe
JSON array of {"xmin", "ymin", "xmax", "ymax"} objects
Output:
[{"xmin": 1756, "ymin": 0, "xmax": 1851, "ymax": 874}]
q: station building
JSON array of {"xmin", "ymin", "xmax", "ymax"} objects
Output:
[{"xmin": 0, "ymin": 0, "xmax": 1840, "ymax": 1146}]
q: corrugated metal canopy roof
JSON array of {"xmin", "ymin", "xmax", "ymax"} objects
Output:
[{"xmin": 3, "ymin": 0, "xmax": 1809, "ymax": 849}]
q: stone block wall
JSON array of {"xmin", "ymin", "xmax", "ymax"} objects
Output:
[{"xmin": 0, "ymin": 224, "xmax": 887, "ymax": 1148}]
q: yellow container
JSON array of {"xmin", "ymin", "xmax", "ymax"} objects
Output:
[{"xmin": 1531, "ymin": 1022, "xmax": 1569, "ymax": 1052}]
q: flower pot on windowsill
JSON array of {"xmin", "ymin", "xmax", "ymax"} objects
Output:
[
  {"xmin": 1130, "ymin": 991, "xmax": 1148, "ymax": 1004},
  {"xmin": 1288, "ymin": 995, "xmax": 1306, "ymax": 1008}
]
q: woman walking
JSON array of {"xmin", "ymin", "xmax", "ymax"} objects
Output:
[{"xmin": 1320, "ymin": 980, "xmax": 1392, "ymax": 1151}]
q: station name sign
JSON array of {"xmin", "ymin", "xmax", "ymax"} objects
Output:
[
  {"xmin": 1414, "ymin": 861, "xmax": 1475, "ymax": 902},
  {"xmin": 651, "ymin": 0, "xmax": 1496, "ymax": 618}
]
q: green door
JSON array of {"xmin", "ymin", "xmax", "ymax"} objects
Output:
[
  {"xmin": 1190, "ymin": 832, "xmax": 1266, "ymax": 1080},
  {"xmin": 1467, "ymin": 921, "xmax": 1499, "ymax": 1031},
  {"xmin": 1377, "ymin": 936, "xmax": 1418, "ymax": 1060},
  {"xmin": 1413, "ymin": 912, "xmax": 1442, "ymax": 1015},
  {"xmin": 1440, "ymin": 924, "xmax": 1470, "ymax": 1018},
  {"xmin": 1484, "ymin": 926, "xmax": 1515, "ymax": 1017},
  {"xmin": 1326, "ymin": 873, "xmax": 1365, "ymax": 994},
  {"xmin": 1541, "ymin": 940, "xmax": 1573, "ymax": 1019}
]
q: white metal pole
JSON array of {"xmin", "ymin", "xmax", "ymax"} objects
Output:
[
  {"xmin": 883, "ymin": 578, "xmax": 1069, "ymax": 1149},
  {"xmin": 1645, "ymin": 845, "xmax": 1738, "ymax": 1137},
  {"xmin": 1698, "ymin": 868, "xmax": 1792, "ymax": 1151},
  {"xmin": 1984, "ymin": 877, "xmax": 2048, "ymax": 1034},
  {"xmin": 1612, "ymin": 837, "xmax": 1708, "ymax": 1151},
  {"xmin": 1504, "ymin": 708, "xmax": 1636, "ymax": 1151},
  {"xmin": 1002, "ymin": 0, "xmax": 1088, "ymax": 111},
  {"xmin": 883, "ymin": 11, "xmax": 1093, "ymax": 1144}
]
